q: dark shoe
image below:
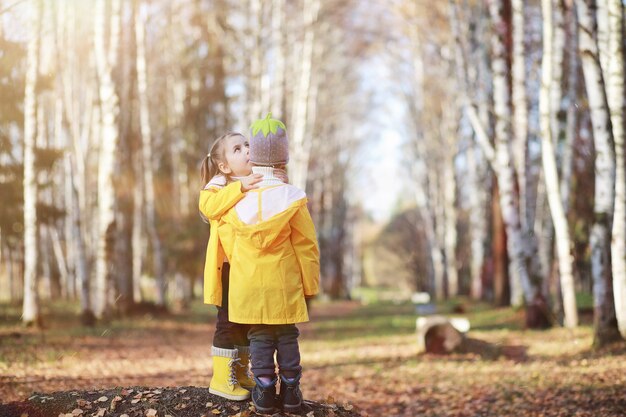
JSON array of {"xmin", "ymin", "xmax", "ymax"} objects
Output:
[
  {"xmin": 251, "ymin": 376, "xmax": 277, "ymax": 414},
  {"xmin": 279, "ymin": 373, "xmax": 303, "ymax": 412}
]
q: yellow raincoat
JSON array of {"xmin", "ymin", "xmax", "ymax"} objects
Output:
[
  {"xmin": 219, "ymin": 184, "xmax": 320, "ymax": 324},
  {"xmin": 199, "ymin": 177, "xmax": 246, "ymax": 306}
]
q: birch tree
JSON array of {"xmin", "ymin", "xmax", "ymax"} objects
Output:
[
  {"xmin": 511, "ymin": 0, "xmax": 530, "ymax": 230},
  {"xmin": 270, "ymin": 0, "xmax": 286, "ymax": 117},
  {"xmin": 575, "ymin": 0, "xmax": 622, "ymax": 346},
  {"xmin": 290, "ymin": 0, "xmax": 321, "ymax": 190},
  {"xmin": 540, "ymin": 0, "xmax": 578, "ymax": 328},
  {"xmin": 22, "ymin": 0, "xmax": 43, "ymax": 326},
  {"xmin": 606, "ymin": 0, "xmax": 626, "ymax": 338},
  {"xmin": 135, "ymin": 3, "xmax": 166, "ymax": 306},
  {"xmin": 94, "ymin": 0, "xmax": 122, "ymax": 319}
]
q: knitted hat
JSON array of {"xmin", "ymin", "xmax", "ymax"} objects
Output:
[{"xmin": 249, "ymin": 113, "xmax": 289, "ymax": 166}]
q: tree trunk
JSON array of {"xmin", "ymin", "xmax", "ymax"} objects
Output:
[
  {"xmin": 511, "ymin": 0, "xmax": 529, "ymax": 230},
  {"xmin": 605, "ymin": 0, "xmax": 626, "ymax": 338},
  {"xmin": 489, "ymin": 0, "xmax": 535, "ymax": 308},
  {"xmin": 22, "ymin": 0, "xmax": 42, "ymax": 326},
  {"xmin": 270, "ymin": 0, "xmax": 286, "ymax": 117},
  {"xmin": 135, "ymin": 4, "xmax": 166, "ymax": 306},
  {"xmin": 468, "ymin": 143, "xmax": 487, "ymax": 300},
  {"xmin": 443, "ymin": 123, "xmax": 458, "ymax": 297},
  {"xmin": 560, "ymin": 0, "xmax": 579, "ymax": 212},
  {"xmin": 290, "ymin": 0, "xmax": 321, "ymax": 190},
  {"xmin": 492, "ymin": 182, "xmax": 509, "ymax": 306},
  {"xmin": 132, "ymin": 152, "xmax": 144, "ymax": 303},
  {"xmin": 540, "ymin": 0, "xmax": 578, "ymax": 328},
  {"xmin": 575, "ymin": 0, "xmax": 622, "ymax": 346},
  {"xmin": 247, "ymin": 0, "xmax": 263, "ymax": 121},
  {"xmin": 94, "ymin": 0, "xmax": 121, "ymax": 319}
]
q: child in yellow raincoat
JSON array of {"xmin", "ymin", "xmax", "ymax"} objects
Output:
[
  {"xmin": 219, "ymin": 114, "xmax": 320, "ymax": 413},
  {"xmin": 199, "ymin": 131, "xmax": 288, "ymax": 401}
]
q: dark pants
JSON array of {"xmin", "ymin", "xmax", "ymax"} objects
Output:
[
  {"xmin": 248, "ymin": 324, "xmax": 302, "ymax": 379},
  {"xmin": 213, "ymin": 263, "xmax": 251, "ymax": 349}
]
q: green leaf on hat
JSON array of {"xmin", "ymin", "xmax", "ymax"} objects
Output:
[{"xmin": 250, "ymin": 112, "xmax": 286, "ymax": 138}]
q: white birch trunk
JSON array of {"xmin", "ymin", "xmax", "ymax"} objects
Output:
[
  {"xmin": 540, "ymin": 0, "xmax": 578, "ymax": 328},
  {"xmin": 443, "ymin": 159, "xmax": 458, "ymax": 297},
  {"xmin": 414, "ymin": 163, "xmax": 445, "ymax": 300},
  {"xmin": 606, "ymin": 0, "xmax": 626, "ymax": 338},
  {"xmin": 576, "ymin": 0, "xmax": 621, "ymax": 346},
  {"xmin": 560, "ymin": 2, "xmax": 579, "ymax": 211},
  {"xmin": 247, "ymin": 0, "xmax": 263, "ymax": 121},
  {"xmin": 94, "ymin": 0, "xmax": 121, "ymax": 319},
  {"xmin": 22, "ymin": 0, "xmax": 42, "ymax": 325},
  {"xmin": 596, "ymin": 0, "xmax": 610, "ymax": 77},
  {"xmin": 511, "ymin": 0, "xmax": 529, "ymax": 229},
  {"xmin": 132, "ymin": 152, "xmax": 144, "ymax": 303},
  {"xmin": 290, "ymin": 0, "xmax": 321, "ymax": 190},
  {"xmin": 135, "ymin": 6, "xmax": 166, "ymax": 306},
  {"xmin": 270, "ymin": 0, "xmax": 285, "ymax": 116},
  {"xmin": 489, "ymin": 0, "xmax": 535, "ymax": 306},
  {"xmin": 467, "ymin": 144, "xmax": 486, "ymax": 299},
  {"xmin": 69, "ymin": 167, "xmax": 90, "ymax": 316},
  {"xmin": 551, "ymin": 0, "xmax": 566, "ymax": 148}
]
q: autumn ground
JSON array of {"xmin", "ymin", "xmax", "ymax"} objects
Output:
[{"xmin": 1, "ymin": 297, "xmax": 626, "ymax": 417}]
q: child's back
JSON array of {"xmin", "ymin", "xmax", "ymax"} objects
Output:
[{"xmin": 220, "ymin": 183, "xmax": 319, "ymax": 325}]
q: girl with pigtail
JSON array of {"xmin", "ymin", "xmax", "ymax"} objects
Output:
[{"xmin": 199, "ymin": 132, "xmax": 287, "ymax": 400}]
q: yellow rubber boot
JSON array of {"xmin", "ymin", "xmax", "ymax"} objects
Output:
[
  {"xmin": 209, "ymin": 347, "xmax": 251, "ymax": 400},
  {"xmin": 234, "ymin": 345, "xmax": 256, "ymax": 390}
]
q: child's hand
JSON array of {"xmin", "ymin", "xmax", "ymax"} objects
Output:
[
  {"xmin": 274, "ymin": 169, "xmax": 289, "ymax": 184},
  {"xmin": 240, "ymin": 174, "xmax": 263, "ymax": 191}
]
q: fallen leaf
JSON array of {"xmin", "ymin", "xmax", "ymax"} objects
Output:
[
  {"xmin": 306, "ymin": 412, "xmax": 315, "ymax": 417},
  {"xmin": 179, "ymin": 389, "xmax": 187, "ymax": 394},
  {"xmin": 342, "ymin": 403, "xmax": 354, "ymax": 411},
  {"xmin": 133, "ymin": 393, "xmax": 143, "ymax": 399},
  {"xmin": 211, "ymin": 409, "xmax": 221, "ymax": 415},
  {"xmin": 71, "ymin": 409, "xmax": 83, "ymax": 416},
  {"xmin": 146, "ymin": 409, "xmax": 157, "ymax": 417},
  {"xmin": 182, "ymin": 396, "xmax": 190, "ymax": 400},
  {"xmin": 120, "ymin": 389, "xmax": 132, "ymax": 396},
  {"xmin": 230, "ymin": 405, "xmax": 240, "ymax": 411},
  {"xmin": 95, "ymin": 408, "xmax": 106, "ymax": 417},
  {"xmin": 76, "ymin": 399, "xmax": 90, "ymax": 407},
  {"xmin": 120, "ymin": 415, "xmax": 129, "ymax": 417},
  {"xmin": 131, "ymin": 399, "xmax": 141, "ymax": 404},
  {"xmin": 206, "ymin": 402, "xmax": 214, "ymax": 408},
  {"xmin": 97, "ymin": 396, "xmax": 108, "ymax": 403},
  {"xmin": 153, "ymin": 390, "xmax": 162, "ymax": 395}
]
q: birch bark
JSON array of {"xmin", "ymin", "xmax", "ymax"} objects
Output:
[
  {"xmin": 575, "ymin": 0, "xmax": 622, "ymax": 346},
  {"xmin": 290, "ymin": 0, "xmax": 321, "ymax": 190},
  {"xmin": 94, "ymin": 0, "xmax": 121, "ymax": 319},
  {"xmin": 22, "ymin": 0, "xmax": 42, "ymax": 326},
  {"xmin": 135, "ymin": 4, "xmax": 166, "ymax": 306},
  {"xmin": 540, "ymin": 0, "xmax": 578, "ymax": 328},
  {"xmin": 489, "ymin": 0, "xmax": 535, "ymax": 306},
  {"xmin": 606, "ymin": 0, "xmax": 626, "ymax": 338}
]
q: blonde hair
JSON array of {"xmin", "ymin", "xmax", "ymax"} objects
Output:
[{"xmin": 200, "ymin": 132, "xmax": 245, "ymax": 187}]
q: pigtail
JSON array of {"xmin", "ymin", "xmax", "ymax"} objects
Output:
[{"xmin": 200, "ymin": 155, "xmax": 211, "ymax": 187}]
